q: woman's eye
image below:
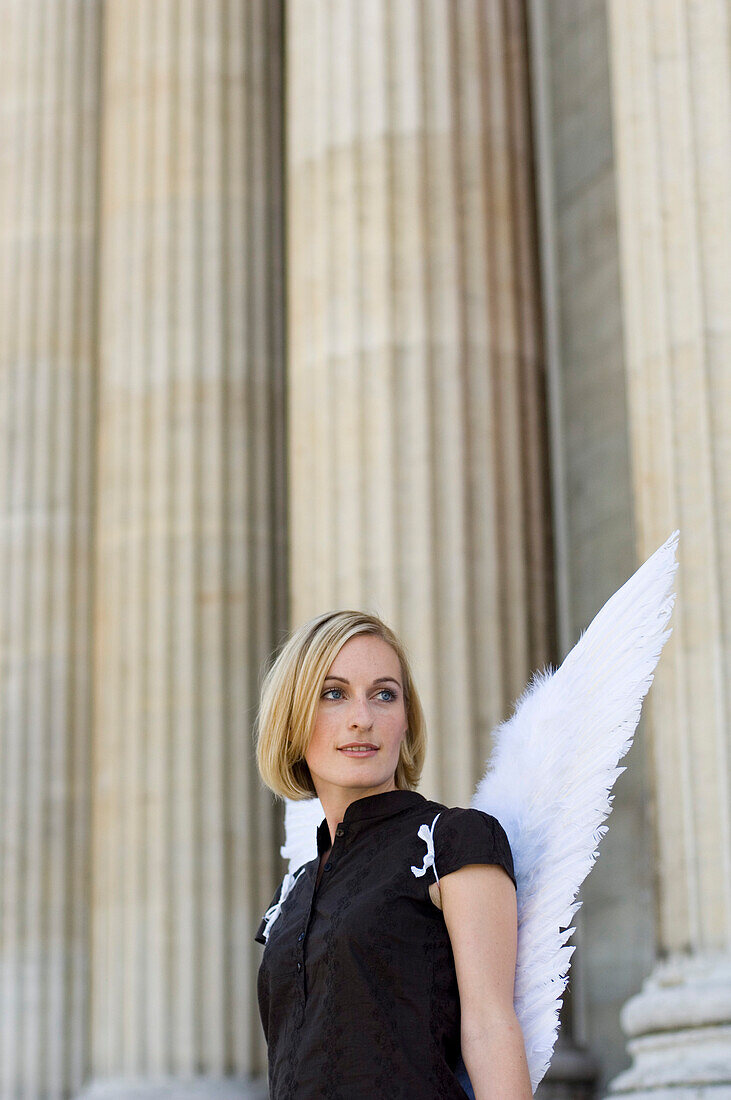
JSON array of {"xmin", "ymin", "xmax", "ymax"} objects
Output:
[{"xmin": 321, "ymin": 687, "xmax": 398, "ymax": 702}]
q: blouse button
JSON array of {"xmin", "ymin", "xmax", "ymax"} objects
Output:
[
  {"xmin": 335, "ymin": 827, "xmax": 345, "ymax": 837},
  {"xmin": 324, "ymin": 861, "xmax": 332, "ymax": 871},
  {"xmin": 298, "ymin": 932, "xmax": 305, "ymax": 941},
  {"xmin": 297, "ymin": 961, "xmax": 302, "ymax": 972}
]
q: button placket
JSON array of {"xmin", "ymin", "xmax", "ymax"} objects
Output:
[
  {"xmin": 321, "ymin": 822, "xmax": 348, "ymax": 878},
  {"xmin": 298, "ymin": 821, "xmax": 352, "ymax": 1005}
]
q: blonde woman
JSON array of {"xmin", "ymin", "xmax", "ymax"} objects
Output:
[{"xmin": 254, "ymin": 610, "xmax": 532, "ymax": 1099}]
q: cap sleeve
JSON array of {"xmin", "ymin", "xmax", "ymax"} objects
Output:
[
  {"xmin": 435, "ymin": 807, "xmax": 516, "ymax": 889},
  {"xmin": 254, "ymin": 877, "xmax": 284, "ymax": 945}
]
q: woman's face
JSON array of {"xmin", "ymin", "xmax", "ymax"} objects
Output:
[{"xmin": 305, "ymin": 634, "xmax": 408, "ymax": 803}]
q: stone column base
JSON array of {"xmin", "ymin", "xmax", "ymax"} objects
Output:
[
  {"xmin": 605, "ymin": 951, "xmax": 731, "ymax": 1098},
  {"xmin": 74, "ymin": 1078, "xmax": 268, "ymax": 1100}
]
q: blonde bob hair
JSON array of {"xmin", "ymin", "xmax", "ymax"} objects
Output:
[{"xmin": 255, "ymin": 610, "xmax": 427, "ymax": 801}]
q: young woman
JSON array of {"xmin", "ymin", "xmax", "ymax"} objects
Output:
[{"xmin": 254, "ymin": 609, "xmax": 532, "ymax": 1099}]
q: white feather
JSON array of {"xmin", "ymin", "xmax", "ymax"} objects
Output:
[
  {"xmin": 280, "ymin": 794, "xmax": 322, "ymax": 872},
  {"xmin": 273, "ymin": 529, "xmax": 679, "ymax": 1094},
  {"xmin": 472, "ymin": 529, "xmax": 679, "ymax": 1092}
]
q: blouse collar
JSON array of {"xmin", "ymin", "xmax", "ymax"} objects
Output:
[{"xmin": 316, "ymin": 789, "xmax": 426, "ymax": 854}]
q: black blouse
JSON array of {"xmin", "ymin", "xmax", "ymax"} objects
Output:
[{"xmin": 255, "ymin": 788, "xmax": 517, "ymax": 1100}]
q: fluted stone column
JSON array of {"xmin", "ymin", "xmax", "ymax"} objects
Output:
[
  {"xmin": 0, "ymin": 3, "xmax": 102, "ymax": 1098},
  {"xmin": 606, "ymin": 2, "xmax": 731, "ymax": 1095},
  {"xmin": 78, "ymin": 3, "xmax": 285, "ymax": 1097},
  {"xmin": 287, "ymin": 0, "xmax": 554, "ymax": 803}
]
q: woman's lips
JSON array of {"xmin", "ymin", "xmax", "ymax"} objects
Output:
[{"xmin": 338, "ymin": 746, "xmax": 378, "ymax": 757}]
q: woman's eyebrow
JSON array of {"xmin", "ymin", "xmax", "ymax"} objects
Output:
[{"xmin": 323, "ymin": 675, "xmax": 401, "ymax": 686}]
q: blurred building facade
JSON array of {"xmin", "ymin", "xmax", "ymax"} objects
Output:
[{"xmin": 0, "ymin": 1, "xmax": 728, "ymax": 1098}]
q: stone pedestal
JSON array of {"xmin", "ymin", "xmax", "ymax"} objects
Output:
[{"xmin": 607, "ymin": 953, "xmax": 731, "ymax": 1097}]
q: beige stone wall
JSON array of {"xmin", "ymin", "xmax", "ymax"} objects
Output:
[
  {"xmin": 1, "ymin": 1, "xmax": 728, "ymax": 1097},
  {"xmin": 0, "ymin": 2, "xmax": 284, "ymax": 1097}
]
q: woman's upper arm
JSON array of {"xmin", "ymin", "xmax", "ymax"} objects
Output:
[{"xmin": 440, "ymin": 863, "xmax": 518, "ymax": 1035}]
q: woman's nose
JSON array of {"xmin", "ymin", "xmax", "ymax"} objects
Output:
[{"xmin": 348, "ymin": 697, "xmax": 374, "ymax": 725}]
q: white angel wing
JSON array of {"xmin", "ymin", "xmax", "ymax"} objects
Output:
[
  {"xmin": 254, "ymin": 796, "xmax": 322, "ymax": 945},
  {"xmin": 471, "ymin": 529, "xmax": 679, "ymax": 1093},
  {"xmin": 280, "ymin": 794, "xmax": 322, "ymax": 872}
]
